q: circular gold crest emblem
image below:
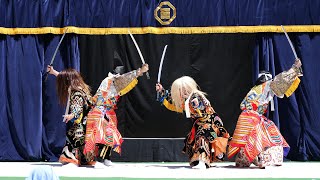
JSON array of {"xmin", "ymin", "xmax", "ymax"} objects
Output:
[{"xmin": 154, "ymin": 1, "xmax": 176, "ymax": 25}]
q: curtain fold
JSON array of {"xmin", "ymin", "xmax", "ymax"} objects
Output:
[
  {"xmin": 253, "ymin": 33, "xmax": 320, "ymax": 161},
  {"xmin": 0, "ymin": 34, "xmax": 80, "ymax": 161}
]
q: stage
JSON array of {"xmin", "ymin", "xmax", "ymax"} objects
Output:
[{"xmin": 0, "ymin": 162, "xmax": 319, "ymax": 180}]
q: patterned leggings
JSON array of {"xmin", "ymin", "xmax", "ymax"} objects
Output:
[
  {"xmin": 96, "ymin": 144, "xmax": 112, "ymax": 161},
  {"xmin": 235, "ymin": 146, "xmax": 283, "ymax": 168}
]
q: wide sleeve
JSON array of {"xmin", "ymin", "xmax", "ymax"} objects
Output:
[
  {"xmin": 239, "ymin": 87, "xmax": 260, "ymax": 111},
  {"xmin": 158, "ymin": 88, "xmax": 183, "ymax": 113},
  {"xmin": 113, "ymin": 70, "xmax": 139, "ymax": 96},
  {"xmin": 69, "ymin": 91, "xmax": 85, "ymax": 123},
  {"xmin": 270, "ymin": 64, "xmax": 301, "ymax": 98}
]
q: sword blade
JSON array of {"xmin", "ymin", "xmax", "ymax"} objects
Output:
[
  {"xmin": 128, "ymin": 30, "xmax": 150, "ymax": 79},
  {"xmin": 128, "ymin": 30, "xmax": 146, "ymax": 64},
  {"xmin": 49, "ymin": 28, "xmax": 69, "ymax": 65},
  {"xmin": 44, "ymin": 28, "xmax": 69, "ymax": 81},
  {"xmin": 157, "ymin": 45, "xmax": 168, "ymax": 83},
  {"xmin": 281, "ymin": 25, "xmax": 298, "ymax": 59}
]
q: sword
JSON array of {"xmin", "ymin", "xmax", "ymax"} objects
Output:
[
  {"xmin": 44, "ymin": 28, "xmax": 69, "ymax": 81},
  {"xmin": 128, "ymin": 30, "xmax": 150, "ymax": 79},
  {"xmin": 62, "ymin": 87, "xmax": 71, "ymax": 122},
  {"xmin": 157, "ymin": 45, "xmax": 168, "ymax": 101},
  {"xmin": 281, "ymin": 25, "xmax": 303, "ymax": 75}
]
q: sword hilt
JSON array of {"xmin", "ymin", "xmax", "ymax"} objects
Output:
[
  {"xmin": 156, "ymin": 91, "xmax": 160, "ymax": 101},
  {"xmin": 44, "ymin": 72, "xmax": 49, "ymax": 81},
  {"xmin": 44, "ymin": 63, "xmax": 53, "ymax": 82},
  {"xmin": 145, "ymin": 72, "xmax": 150, "ymax": 79},
  {"xmin": 298, "ymin": 67, "xmax": 303, "ymax": 76}
]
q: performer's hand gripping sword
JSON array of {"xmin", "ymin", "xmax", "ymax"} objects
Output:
[
  {"xmin": 156, "ymin": 45, "xmax": 168, "ymax": 101},
  {"xmin": 44, "ymin": 28, "xmax": 69, "ymax": 81},
  {"xmin": 128, "ymin": 30, "xmax": 150, "ymax": 79},
  {"xmin": 281, "ymin": 25, "xmax": 303, "ymax": 75}
]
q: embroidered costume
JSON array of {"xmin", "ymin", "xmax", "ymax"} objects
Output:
[
  {"xmin": 159, "ymin": 90, "xmax": 230, "ymax": 168},
  {"xmin": 59, "ymin": 90, "xmax": 92, "ymax": 165},
  {"xmin": 228, "ymin": 63, "xmax": 302, "ymax": 168},
  {"xmin": 83, "ymin": 71, "xmax": 140, "ymax": 161}
]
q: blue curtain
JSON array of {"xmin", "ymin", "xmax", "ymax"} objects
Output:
[
  {"xmin": 253, "ymin": 33, "xmax": 320, "ymax": 161},
  {"xmin": 1, "ymin": 0, "xmax": 320, "ymax": 28},
  {"xmin": 0, "ymin": 34, "xmax": 80, "ymax": 161}
]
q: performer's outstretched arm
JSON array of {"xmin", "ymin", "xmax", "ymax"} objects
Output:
[
  {"xmin": 156, "ymin": 83, "xmax": 183, "ymax": 113},
  {"xmin": 113, "ymin": 64, "xmax": 149, "ymax": 96},
  {"xmin": 270, "ymin": 59, "xmax": 302, "ymax": 98}
]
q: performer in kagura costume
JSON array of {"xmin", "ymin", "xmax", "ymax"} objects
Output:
[
  {"xmin": 156, "ymin": 76, "xmax": 231, "ymax": 169},
  {"xmin": 83, "ymin": 63, "xmax": 149, "ymax": 166},
  {"xmin": 228, "ymin": 59, "xmax": 303, "ymax": 168},
  {"xmin": 47, "ymin": 66, "xmax": 93, "ymax": 167}
]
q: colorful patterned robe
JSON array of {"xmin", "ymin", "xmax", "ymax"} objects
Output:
[
  {"xmin": 59, "ymin": 90, "xmax": 92, "ymax": 165},
  {"xmin": 228, "ymin": 65, "xmax": 301, "ymax": 167},
  {"xmin": 159, "ymin": 90, "xmax": 230, "ymax": 168},
  {"xmin": 83, "ymin": 71, "xmax": 139, "ymax": 160}
]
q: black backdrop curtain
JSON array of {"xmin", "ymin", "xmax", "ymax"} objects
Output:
[
  {"xmin": 78, "ymin": 34, "xmax": 255, "ymax": 137},
  {"xmin": 79, "ymin": 33, "xmax": 320, "ymax": 161}
]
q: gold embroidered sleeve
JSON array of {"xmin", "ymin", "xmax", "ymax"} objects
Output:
[
  {"xmin": 163, "ymin": 99, "xmax": 183, "ymax": 113},
  {"xmin": 114, "ymin": 70, "xmax": 139, "ymax": 96},
  {"xmin": 270, "ymin": 66, "xmax": 301, "ymax": 98},
  {"xmin": 159, "ymin": 89, "xmax": 183, "ymax": 113}
]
